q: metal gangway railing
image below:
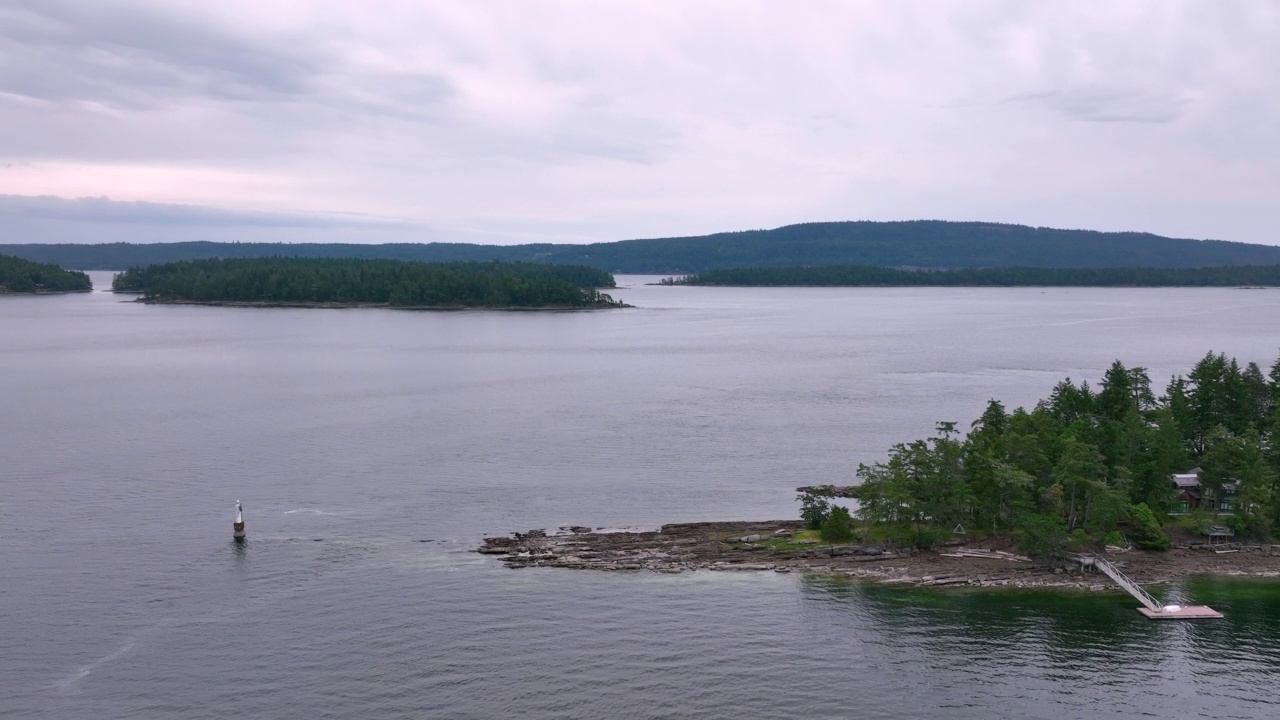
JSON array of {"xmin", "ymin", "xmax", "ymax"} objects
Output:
[{"xmin": 1076, "ymin": 553, "xmax": 1163, "ymax": 611}]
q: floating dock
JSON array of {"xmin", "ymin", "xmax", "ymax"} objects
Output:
[{"xmin": 1137, "ymin": 606, "xmax": 1224, "ymax": 620}]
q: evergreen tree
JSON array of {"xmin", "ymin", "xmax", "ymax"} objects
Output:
[
  {"xmin": 820, "ymin": 505, "xmax": 854, "ymax": 543},
  {"xmin": 798, "ymin": 493, "xmax": 831, "ymax": 531},
  {"xmin": 1128, "ymin": 503, "xmax": 1171, "ymax": 550}
]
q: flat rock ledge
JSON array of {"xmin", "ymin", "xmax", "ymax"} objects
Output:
[{"xmin": 478, "ymin": 520, "xmax": 1280, "ymax": 589}]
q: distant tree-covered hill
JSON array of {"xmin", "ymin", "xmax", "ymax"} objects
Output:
[
  {"xmin": 0, "ymin": 253, "xmax": 91, "ymax": 293},
  {"xmin": 112, "ymin": 258, "xmax": 622, "ymax": 308},
  {"xmin": 7, "ymin": 221, "xmax": 1280, "ymax": 272},
  {"xmin": 670, "ymin": 264, "xmax": 1280, "ymax": 287}
]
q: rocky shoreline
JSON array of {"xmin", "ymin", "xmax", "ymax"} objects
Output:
[{"xmin": 478, "ymin": 520, "xmax": 1280, "ymax": 590}]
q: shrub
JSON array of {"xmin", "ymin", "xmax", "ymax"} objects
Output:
[
  {"xmin": 1128, "ymin": 503, "xmax": 1171, "ymax": 550},
  {"xmin": 820, "ymin": 505, "xmax": 854, "ymax": 543},
  {"xmin": 1103, "ymin": 530, "xmax": 1126, "ymax": 547},
  {"xmin": 1015, "ymin": 514, "xmax": 1068, "ymax": 558},
  {"xmin": 1226, "ymin": 513, "xmax": 1249, "ymax": 534},
  {"xmin": 909, "ymin": 525, "xmax": 948, "ymax": 549},
  {"xmin": 798, "ymin": 493, "xmax": 831, "ymax": 531},
  {"xmin": 1188, "ymin": 509, "xmax": 1214, "ymax": 535}
]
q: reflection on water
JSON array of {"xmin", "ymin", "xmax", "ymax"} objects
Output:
[{"xmin": 800, "ymin": 573, "xmax": 1280, "ymax": 719}]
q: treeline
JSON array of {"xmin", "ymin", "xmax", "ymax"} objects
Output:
[
  {"xmin": 112, "ymin": 258, "xmax": 623, "ymax": 308},
  {"xmin": 828, "ymin": 353, "xmax": 1280, "ymax": 556},
  {"xmin": 0, "ymin": 253, "xmax": 91, "ymax": 293},
  {"xmin": 669, "ymin": 264, "xmax": 1280, "ymax": 287},
  {"xmin": 10, "ymin": 221, "xmax": 1280, "ymax": 272}
]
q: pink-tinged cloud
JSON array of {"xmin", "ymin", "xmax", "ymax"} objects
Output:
[{"xmin": 1, "ymin": 0, "xmax": 1278, "ymax": 245}]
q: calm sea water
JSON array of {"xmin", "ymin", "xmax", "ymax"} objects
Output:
[{"xmin": 3, "ymin": 274, "xmax": 1280, "ymax": 719}]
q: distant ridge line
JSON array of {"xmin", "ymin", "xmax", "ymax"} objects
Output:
[{"xmin": 5, "ymin": 220, "xmax": 1279, "ymax": 272}]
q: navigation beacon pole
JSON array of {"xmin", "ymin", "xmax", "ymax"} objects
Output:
[{"xmin": 233, "ymin": 500, "xmax": 246, "ymax": 542}]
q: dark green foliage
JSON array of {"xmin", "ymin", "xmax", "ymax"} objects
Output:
[
  {"xmin": 1128, "ymin": 504, "xmax": 1171, "ymax": 550},
  {"xmin": 798, "ymin": 493, "xmax": 831, "ymax": 530},
  {"xmin": 1015, "ymin": 514, "xmax": 1069, "ymax": 558},
  {"xmin": 820, "ymin": 505, "xmax": 854, "ymax": 543},
  {"xmin": 854, "ymin": 429, "xmax": 971, "ymax": 531},
  {"xmin": 670, "ymin": 264, "xmax": 1280, "ymax": 288},
  {"xmin": 12, "ymin": 220, "xmax": 1280, "ymax": 272},
  {"xmin": 850, "ymin": 353, "xmax": 1280, "ymax": 548},
  {"xmin": 1204, "ymin": 428, "xmax": 1276, "ymax": 539},
  {"xmin": 905, "ymin": 525, "xmax": 949, "ymax": 549},
  {"xmin": 1226, "ymin": 513, "xmax": 1250, "ymax": 534},
  {"xmin": 111, "ymin": 258, "xmax": 620, "ymax": 308},
  {"xmin": 1186, "ymin": 353, "xmax": 1252, "ymax": 444},
  {"xmin": 1134, "ymin": 408, "xmax": 1188, "ymax": 513},
  {"xmin": 0, "ymin": 253, "xmax": 91, "ymax": 293}
]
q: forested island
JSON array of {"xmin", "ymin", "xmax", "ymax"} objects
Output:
[
  {"xmin": 112, "ymin": 258, "xmax": 625, "ymax": 309},
  {"xmin": 664, "ymin": 264, "xmax": 1280, "ymax": 287},
  {"xmin": 11, "ymin": 220, "xmax": 1280, "ymax": 272},
  {"xmin": 480, "ymin": 352, "xmax": 1280, "ymax": 587},
  {"xmin": 0, "ymin": 253, "xmax": 91, "ymax": 293}
]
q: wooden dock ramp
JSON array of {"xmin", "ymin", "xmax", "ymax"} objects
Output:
[{"xmin": 1074, "ymin": 554, "xmax": 1223, "ymax": 620}]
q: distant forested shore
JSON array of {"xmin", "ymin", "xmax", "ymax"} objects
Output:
[
  {"xmin": 664, "ymin": 265, "xmax": 1280, "ymax": 287},
  {"xmin": 9, "ymin": 220, "xmax": 1280, "ymax": 272},
  {"xmin": 0, "ymin": 253, "xmax": 91, "ymax": 293},
  {"xmin": 113, "ymin": 258, "xmax": 624, "ymax": 309}
]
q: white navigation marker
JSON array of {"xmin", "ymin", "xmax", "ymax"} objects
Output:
[{"xmin": 233, "ymin": 500, "xmax": 246, "ymax": 541}]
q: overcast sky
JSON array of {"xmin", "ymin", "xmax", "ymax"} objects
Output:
[{"xmin": 2, "ymin": 0, "xmax": 1277, "ymax": 245}]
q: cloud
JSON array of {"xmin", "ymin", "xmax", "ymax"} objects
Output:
[
  {"xmin": 0, "ymin": 193, "xmax": 411, "ymax": 228},
  {"xmin": 1004, "ymin": 88, "xmax": 1193, "ymax": 124},
  {"xmin": 0, "ymin": 1, "xmax": 320, "ymax": 108},
  {"xmin": 0, "ymin": 194, "xmax": 444, "ymax": 244},
  {"xmin": 0, "ymin": 1, "xmax": 1277, "ymax": 245}
]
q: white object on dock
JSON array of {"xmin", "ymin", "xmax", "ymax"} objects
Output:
[{"xmin": 1138, "ymin": 605, "xmax": 1223, "ymax": 620}]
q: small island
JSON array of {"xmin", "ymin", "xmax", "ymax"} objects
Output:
[
  {"xmin": 0, "ymin": 253, "xmax": 92, "ymax": 294},
  {"xmin": 112, "ymin": 257, "xmax": 627, "ymax": 309},
  {"xmin": 480, "ymin": 352, "xmax": 1280, "ymax": 591},
  {"xmin": 661, "ymin": 264, "xmax": 1280, "ymax": 287}
]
